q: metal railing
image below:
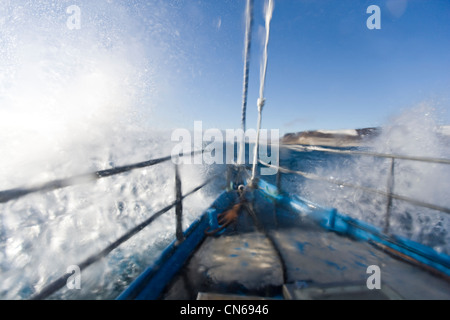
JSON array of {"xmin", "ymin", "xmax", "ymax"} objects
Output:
[
  {"xmin": 0, "ymin": 150, "xmax": 205, "ymax": 204},
  {"xmin": 0, "ymin": 149, "xmax": 225, "ymax": 300},
  {"xmin": 261, "ymin": 144, "xmax": 450, "ymax": 234},
  {"xmin": 283, "ymin": 144, "xmax": 450, "ymax": 165}
]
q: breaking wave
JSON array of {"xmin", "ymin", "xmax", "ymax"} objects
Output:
[{"xmin": 292, "ymin": 104, "xmax": 450, "ymax": 255}]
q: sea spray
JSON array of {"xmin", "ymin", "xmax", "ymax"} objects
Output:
[
  {"xmin": 368, "ymin": 105, "xmax": 450, "ymax": 252},
  {"xmin": 0, "ymin": 0, "xmax": 149, "ymax": 190},
  {"xmin": 0, "ymin": 1, "xmax": 218, "ymax": 300},
  {"xmin": 295, "ymin": 104, "xmax": 450, "ymax": 254}
]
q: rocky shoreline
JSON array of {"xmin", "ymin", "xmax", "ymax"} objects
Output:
[
  {"xmin": 281, "ymin": 127, "xmax": 381, "ymax": 147},
  {"xmin": 281, "ymin": 126, "xmax": 450, "ymax": 147}
]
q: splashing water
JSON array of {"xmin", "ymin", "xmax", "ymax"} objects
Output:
[
  {"xmin": 296, "ymin": 104, "xmax": 450, "ymax": 255},
  {"xmin": 0, "ymin": 0, "xmax": 219, "ymax": 300},
  {"xmin": 0, "ymin": 0, "xmax": 150, "ymax": 189}
]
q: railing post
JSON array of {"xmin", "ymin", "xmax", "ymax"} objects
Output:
[
  {"xmin": 329, "ymin": 208, "xmax": 337, "ymax": 230},
  {"xmin": 276, "ymin": 168, "xmax": 282, "ymax": 195},
  {"xmin": 383, "ymin": 158, "xmax": 395, "ymax": 235},
  {"xmin": 175, "ymin": 164, "xmax": 184, "ymax": 242},
  {"xmin": 271, "ymin": 168, "xmax": 282, "ymax": 227},
  {"xmin": 226, "ymin": 164, "xmax": 233, "ymax": 191}
]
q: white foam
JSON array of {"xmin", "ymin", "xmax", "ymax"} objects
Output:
[
  {"xmin": 296, "ymin": 104, "xmax": 450, "ymax": 254},
  {"xmin": 438, "ymin": 125, "xmax": 450, "ymax": 136},
  {"xmin": 0, "ymin": 1, "xmax": 217, "ymax": 300}
]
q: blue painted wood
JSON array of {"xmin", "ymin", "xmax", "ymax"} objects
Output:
[{"xmin": 134, "ymin": 216, "xmax": 209, "ymax": 300}]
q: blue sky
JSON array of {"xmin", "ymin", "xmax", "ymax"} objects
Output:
[{"xmin": 140, "ymin": 0, "xmax": 450, "ymax": 135}]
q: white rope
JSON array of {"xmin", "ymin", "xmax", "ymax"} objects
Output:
[
  {"xmin": 258, "ymin": 0, "xmax": 274, "ymax": 108},
  {"xmin": 251, "ymin": 0, "xmax": 274, "ymax": 183},
  {"xmin": 238, "ymin": 0, "xmax": 254, "ymax": 165}
]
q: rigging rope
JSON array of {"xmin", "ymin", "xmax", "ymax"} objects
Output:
[
  {"xmin": 238, "ymin": 0, "xmax": 254, "ymax": 165},
  {"xmin": 251, "ymin": 0, "xmax": 274, "ymax": 183}
]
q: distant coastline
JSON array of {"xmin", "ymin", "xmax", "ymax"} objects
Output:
[
  {"xmin": 281, "ymin": 127, "xmax": 380, "ymax": 147},
  {"xmin": 281, "ymin": 126, "xmax": 450, "ymax": 147}
]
